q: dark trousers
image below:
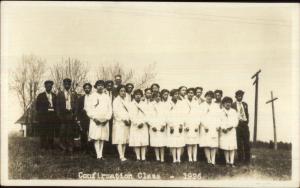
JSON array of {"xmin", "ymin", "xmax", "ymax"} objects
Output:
[
  {"xmin": 236, "ymin": 121, "xmax": 251, "ymax": 163},
  {"xmin": 80, "ymin": 119, "xmax": 93, "ymax": 153},
  {"xmin": 59, "ymin": 111, "xmax": 76, "ymax": 151},
  {"xmin": 39, "ymin": 111, "xmax": 57, "ymax": 149}
]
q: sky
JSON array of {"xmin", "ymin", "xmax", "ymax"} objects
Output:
[{"xmin": 1, "ymin": 2, "xmax": 299, "ymax": 142}]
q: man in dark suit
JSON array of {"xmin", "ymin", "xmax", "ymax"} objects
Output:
[
  {"xmin": 232, "ymin": 90, "xmax": 250, "ymax": 164},
  {"xmin": 76, "ymin": 83, "xmax": 93, "ymax": 154},
  {"xmin": 36, "ymin": 80, "xmax": 59, "ymax": 149},
  {"xmin": 56, "ymin": 78, "xmax": 78, "ymax": 153}
]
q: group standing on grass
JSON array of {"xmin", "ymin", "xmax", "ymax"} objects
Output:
[{"xmin": 36, "ymin": 74, "xmax": 251, "ymax": 167}]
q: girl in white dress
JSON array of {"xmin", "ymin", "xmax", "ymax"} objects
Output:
[
  {"xmin": 150, "ymin": 93, "xmax": 168, "ymax": 162},
  {"xmin": 129, "ymin": 89, "xmax": 149, "ymax": 161},
  {"xmin": 167, "ymin": 89, "xmax": 185, "ymax": 163},
  {"xmin": 199, "ymin": 91, "xmax": 222, "ymax": 166},
  {"xmin": 112, "ymin": 85, "xmax": 131, "ymax": 161},
  {"xmin": 183, "ymin": 88, "xmax": 201, "ymax": 162},
  {"xmin": 220, "ymin": 97, "xmax": 239, "ymax": 167},
  {"xmin": 87, "ymin": 80, "xmax": 112, "ymax": 160}
]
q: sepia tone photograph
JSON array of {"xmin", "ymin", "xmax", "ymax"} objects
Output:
[{"xmin": 1, "ymin": 1, "xmax": 299, "ymax": 187}]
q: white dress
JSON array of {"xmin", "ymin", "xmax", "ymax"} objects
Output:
[
  {"xmin": 87, "ymin": 92, "xmax": 112, "ymax": 141},
  {"xmin": 128, "ymin": 101, "xmax": 149, "ymax": 147},
  {"xmin": 166, "ymin": 100, "xmax": 186, "ymax": 148},
  {"xmin": 112, "ymin": 96, "xmax": 131, "ymax": 144},
  {"xmin": 219, "ymin": 108, "xmax": 238, "ymax": 150},
  {"xmin": 198, "ymin": 102, "xmax": 221, "ymax": 148},
  {"xmin": 149, "ymin": 101, "xmax": 168, "ymax": 147},
  {"xmin": 183, "ymin": 99, "xmax": 201, "ymax": 145}
]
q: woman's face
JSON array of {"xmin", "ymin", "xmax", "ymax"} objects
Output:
[
  {"xmin": 187, "ymin": 90, "xmax": 194, "ymax": 100},
  {"xmin": 145, "ymin": 90, "xmax": 152, "ymax": 99},
  {"xmin": 180, "ymin": 87, "xmax": 187, "ymax": 96},
  {"xmin": 206, "ymin": 95, "xmax": 213, "ymax": 103},
  {"xmin": 134, "ymin": 93, "xmax": 142, "ymax": 102},
  {"xmin": 172, "ymin": 91, "xmax": 179, "ymax": 101},
  {"xmin": 152, "ymin": 85, "xmax": 159, "ymax": 93},
  {"xmin": 96, "ymin": 84, "xmax": 104, "ymax": 93},
  {"xmin": 196, "ymin": 89, "xmax": 203, "ymax": 97},
  {"xmin": 119, "ymin": 88, "xmax": 126, "ymax": 98},
  {"xmin": 224, "ymin": 102, "xmax": 232, "ymax": 110},
  {"xmin": 162, "ymin": 92, "xmax": 169, "ymax": 101}
]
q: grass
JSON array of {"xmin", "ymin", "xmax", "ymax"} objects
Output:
[{"xmin": 8, "ymin": 133, "xmax": 291, "ymax": 180}]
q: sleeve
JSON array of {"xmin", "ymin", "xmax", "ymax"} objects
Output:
[
  {"xmin": 113, "ymin": 98, "xmax": 129, "ymax": 121},
  {"xmin": 106, "ymin": 95, "xmax": 113, "ymax": 120}
]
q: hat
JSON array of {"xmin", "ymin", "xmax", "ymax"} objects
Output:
[
  {"xmin": 63, "ymin": 78, "xmax": 72, "ymax": 84},
  {"xmin": 204, "ymin": 91, "xmax": 214, "ymax": 98},
  {"xmin": 222, "ymin": 96, "xmax": 233, "ymax": 104},
  {"xmin": 44, "ymin": 80, "xmax": 54, "ymax": 86},
  {"xmin": 83, "ymin": 83, "xmax": 92, "ymax": 88},
  {"xmin": 235, "ymin": 90, "xmax": 245, "ymax": 96},
  {"xmin": 133, "ymin": 89, "xmax": 143, "ymax": 97},
  {"xmin": 94, "ymin": 80, "xmax": 105, "ymax": 88}
]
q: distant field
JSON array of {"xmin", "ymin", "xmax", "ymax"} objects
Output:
[{"xmin": 8, "ymin": 134, "xmax": 291, "ymax": 180}]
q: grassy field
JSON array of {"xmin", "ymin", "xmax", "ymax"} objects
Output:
[{"xmin": 8, "ymin": 133, "xmax": 291, "ymax": 180}]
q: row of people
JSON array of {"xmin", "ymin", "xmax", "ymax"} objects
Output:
[{"xmin": 36, "ymin": 76, "xmax": 250, "ymax": 167}]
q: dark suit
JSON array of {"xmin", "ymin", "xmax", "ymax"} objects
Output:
[
  {"xmin": 36, "ymin": 92, "xmax": 59, "ymax": 149},
  {"xmin": 232, "ymin": 101, "xmax": 250, "ymax": 163},
  {"xmin": 76, "ymin": 94, "xmax": 93, "ymax": 152},
  {"xmin": 56, "ymin": 90, "xmax": 78, "ymax": 151}
]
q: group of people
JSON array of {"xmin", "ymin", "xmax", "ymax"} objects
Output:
[{"xmin": 36, "ymin": 74, "xmax": 251, "ymax": 167}]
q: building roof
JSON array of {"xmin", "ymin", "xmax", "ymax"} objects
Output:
[{"xmin": 15, "ymin": 100, "xmax": 38, "ymax": 125}]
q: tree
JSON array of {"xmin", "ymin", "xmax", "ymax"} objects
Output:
[
  {"xmin": 50, "ymin": 57, "xmax": 89, "ymax": 94},
  {"xmin": 96, "ymin": 62, "xmax": 157, "ymax": 89},
  {"xmin": 10, "ymin": 54, "xmax": 46, "ymax": 113}
]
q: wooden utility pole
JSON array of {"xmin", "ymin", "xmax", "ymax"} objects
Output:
[
  {"xmin": 251, "ymin": 69, "xmax": 261, "ymax": 144},
  {"xmin": 266, "ymin": 91, "xmax": 278, "ymax": 150}
]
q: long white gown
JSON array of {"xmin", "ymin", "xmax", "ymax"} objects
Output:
[
  {"xmin": 112, "ymin": 96, "xmax": 131, "ymax": 144},
  {"xmin": 182, "ymin": 99, "xmax": 201, "ymax": 145},
  {"xmin": 128, "ymin": 101, "xmax": 149, "ymax": 147},
  {"xmin": 219, "ymin": 108, "xmax": 238, "ymax": 150},
  {"xmin": 87, "ymin": 92, "xmax": 112, "ymax": 141},
  {"xmin": 198, "ymin": 102, "xmax": 221, "ymax": 148},
  {"xmin": 149, "ymin": 101, "xmax": 168, "ymax": 147},
  {"xmin": 166, "ymin": 100, "xmax": 186, "ymax": 148}
]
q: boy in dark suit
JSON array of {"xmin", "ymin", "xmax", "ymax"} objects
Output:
[
  {"xmin": 76, "ymin": 83, "xmax": 93, "ymax": 154},
  {"xmin": 232, "ymin": 90, "xmax": 250, "ymax": 164},
  {"xmin": 56, "ymin": 78, "xmax": 78, "ymax": 153},
  {"xmin": 36, "ymin": 80, "xmax": 59, "ymax": 149}
]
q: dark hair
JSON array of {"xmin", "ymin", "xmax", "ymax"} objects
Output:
[
  {"xmin": 214, "ymin": 89, "xmax": 223, "ymax": 96},
  {"xmin": 235, "ymin": 90, "xmax": 245, "ymax": 96},
  {"xmin": 63, "ymin": 78, "xmax": 72, "ymax": 84},
  {"xmin": 44, "ymin": 80, "xmax": 54, "ymax": 86},
  {"xmin": 94, "ymin": 80, "xmax": 105, "ymax": 88},
  {"xmin": 105, "ymin": 80, "xmax": 113, "ymax": 87},
  {"xmin": 204, "ymin": 91, "xmax": 214, "ymax": 98},
  {"xmin": 195, "ymin": 87, "xmax": 203, "ymax": 92},
  {"xmin": 178, "ymin": 86, "xmax": 187, "ymax": 92},
  {"xmin": 83, "ymin": 83, "xmax": 92, "ymax": 88},
  {"xmin": 187, "ymin": 88, "xmax": 195, "ymax": 94},
  {"xmin": 133, "ymin": 89, "xmax": 143, "ymax": 97},
  {"xmin": 222, "ymin": 96, "xmax": 233, "ymax": 104},
  {"xmin": 170, "ymin": 89, "xmax": 179, "ymax": 97},
  {"xmin": 125, "ymin": 83, "xmax": 134, "ymax": 88},
  {"xmin": 151, "ymin": 83, "xmax": 160, "ymax": 90},
  {"xmin": 160, "ymin": 89, "xmax": 169, "ymax": 98},
  {"xmin": 117, "ymin": 84, "xmax": 126, "ymax": 94}
]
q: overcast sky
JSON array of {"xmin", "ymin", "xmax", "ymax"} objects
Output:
[{"xmin": 1, "ymin": 2, "xmax": 299, "ymax": 142}]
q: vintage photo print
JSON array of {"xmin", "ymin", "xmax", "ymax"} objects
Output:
[{"xmin": 1, "ymin": 1, "xmax": 299, "ymax": 187}]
